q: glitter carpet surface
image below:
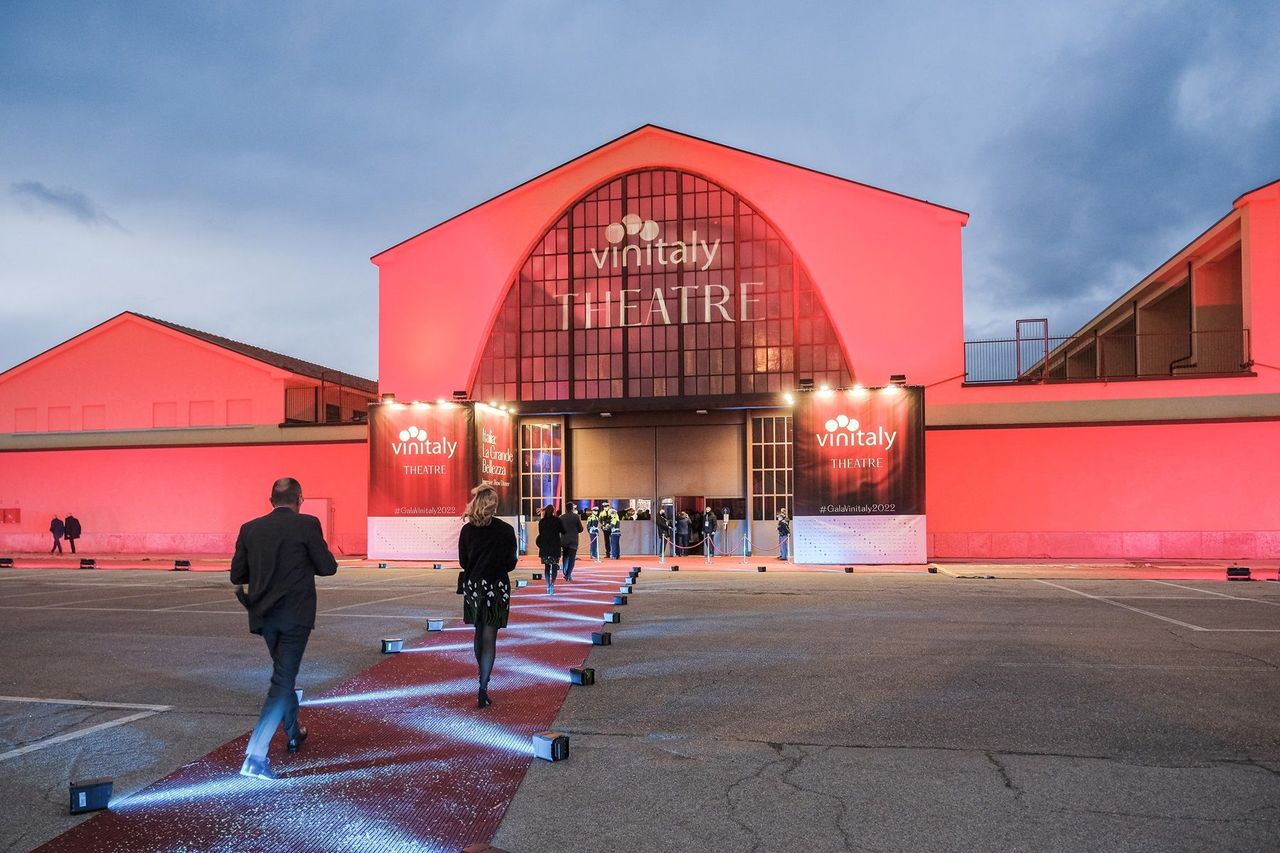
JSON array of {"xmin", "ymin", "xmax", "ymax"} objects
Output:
[{"xmin": 36, "ymin": 565, "xmax": 639, "ymax": 853}]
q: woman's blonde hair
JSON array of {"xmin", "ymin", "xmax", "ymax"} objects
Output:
[{"xmin": 464, "ymin": 484, "xmax": 500, "ymax": 527}]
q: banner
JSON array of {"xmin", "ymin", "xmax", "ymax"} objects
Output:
[
  {"xmin": 473, "ymin": 404, "xmax": 517, "ymax": 515},
  {"xmin": 792, "ymin": 386, "xmax": 925, "ymax": 563},
  {"xmin": 368, "ymin": 403, "xmax": 473, "ymax": 517}
]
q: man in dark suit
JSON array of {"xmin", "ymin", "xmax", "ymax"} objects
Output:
[{"xmin": 230, "ymin": 477, "xmax": 337, "ymax": 780}]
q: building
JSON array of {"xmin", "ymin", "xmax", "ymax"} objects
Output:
[{"xmin": 3, "ymin": 127, "xmax": 1277, "ymax": 560}]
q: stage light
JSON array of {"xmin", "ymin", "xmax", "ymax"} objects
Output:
[
  {"xmin": 603, "ymin": 612, "xmax": 621, "ymax": 623},
  {"xmin": 427, "ymin": 619, "xmax": 445, "ymax": 632},
  {"xmin": 452, "ymin": 390, "xmax": 467, "ymax": 400},
  {"xmin": 173, "ymin": 559, "xmax": 190, "ymax": 571},
  {"xmin": 381, "ymin": 638, "xmax": 404, "ymax": 654},
  {"xmin": 516, "ymin": 579, "xmax": 529, "ymax": 588},
  {"xmin": 532, "ymin": 731, "xmax": 569, "ymax": 762},
  {"xmin": 844, "ymin": 567, "xmax": 855, "ymax": 573},
  {"xmin": 0, "ymin": 558, "xmax": 12, "ymax": 567},
  {"xmin": 783, "ymin": 393, "xmax": 795, "ymax": 406},
  {"xmin": 79, "ymin": 559, "xmax": 96, "ymax": 569},
  {"xmin": 592, "ymin": 631, "xmax": 611, "ymax": 645},
  {"xmin": 819, "ymin": 384, "xmax": 832, "ymax": 396},
  {"xmin": 613, "ymin": 595, "xmax": 628, "ymax": 606},
  {"xmin": 889, "ymin": 373, "xmax": 908, "ymax": 386},
  {"xmin": 619, "ymin": 585, "xmax": 632, "ymax": 594},
  {"xmin": 757, "ymin": 566, "xmax": 767, "ymax": 572},
  {"xmin": 851, "ymin": 384, "xmax": 868, "ymax": 396},
  {"xmin": 1226, "ymin": 565, "xmax": 1252, "ymax": 581},
  {"xmin": 532, "ymin": 572, "xmax": 542, "ymax": 580},
  {"xmin": 69, "ymin": 778, "xmax": 112, "ymax": 814},
  {"xmin": 798, "ymin": 377, "xmax": 814, "ymax": 391},
  {"xmin": 569, "ymin": 667, "xmax": 595, "ymax": 686}
]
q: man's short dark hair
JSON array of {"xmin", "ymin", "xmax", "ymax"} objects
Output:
[{"xmin": 271, "ymin": 478, "xmax": 302, "ymax": 506}]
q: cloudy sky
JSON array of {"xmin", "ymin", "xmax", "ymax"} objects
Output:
[{"xmin": 2, "ymin": 1, "xmax": 1277, "ymax": 380}]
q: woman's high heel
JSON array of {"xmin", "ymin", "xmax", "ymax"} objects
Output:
[{"xmin": 478, "ymin": 688, "xmax": 492, "ymax": 708}]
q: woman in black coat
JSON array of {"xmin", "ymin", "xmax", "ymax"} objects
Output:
[
  {"xmin": 535, "ymin": 504, "xmax": 563, "ymax": 595},
  {"xmin": 458, "ymin": 484, "xmax": 517, "ymax": 708}
]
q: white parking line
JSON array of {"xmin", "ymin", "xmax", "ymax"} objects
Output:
[
  {"xmin": 1035, "ymin": 580, "xmax": 1208, "ymax": 630},
  {"xmin": 0, "ymin": 604, "xmax": 437, "ymax": 620},
  {"xmin": 1147, "ymin": 580, "xmax": 1280, "ymax": 607},
  {"xmin": 0, "ymin": 695, "xmax": 173, "ymax": 762},
  {"xmin": 320, "ymin": 591, "xmax": 432, "ymax": 613}
]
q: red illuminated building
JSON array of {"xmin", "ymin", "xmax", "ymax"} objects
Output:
[{"xmin": 3, "ymin": 126, "xmax": 1278, "ymax": 561}]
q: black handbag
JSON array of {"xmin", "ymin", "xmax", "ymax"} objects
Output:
[{"xmin": 456, "ymin": 570, "xmax": 466, "ymax": 595}]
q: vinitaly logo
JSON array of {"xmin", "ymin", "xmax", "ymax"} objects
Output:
[
  {"xmin": 817, "ymin": 414, "xmax": 898, "ymax": 450},
  {"xmin": 392, "ymin": 425, "xmax": 458, "ymax": 458},
  {"xmin": 589, "ymin": 212, "xmax": 720, "ymax": 272}
]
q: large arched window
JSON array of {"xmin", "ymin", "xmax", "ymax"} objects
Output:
[{"xmin": 472, "ymin": 169, "xmax": 852, "ymax": 407}]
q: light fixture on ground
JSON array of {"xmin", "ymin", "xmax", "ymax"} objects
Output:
[
  {"xmin": 381, "ymin": 638, "xmax": 404, "ymax": 654},
  {"xmin": 516, "ymin": 579, "xmax": 529, "ymax": 588},
  {"xmin": 844, "ymin": 566, "xmax": 855, "ymax": 573},
  {"xmin": 0, "ymin": 558, "xmax": 12, "ymax": 567},
  {"xmin": 433, "ymin": 563, "xmax": 442, "ymax": 570},
  {"xmin": 757, "ymin": 565, "xmax": 766, "ymax": 572},
  {"xmin": 532, "ymin": 731, "xmax": 569, "ymax": 761},
  {"xmin": 69, "ymin": 778, "xmax": 112, "ymax": 814},
  {"xmin": 928, "ymin": 565, "xmax": 939, "ymax": 574},
  {"xmin": 377, "ymin": 562, "xmax": 387, "ymax": 568},
  {"xmin": 427, "ymin": 619, "xmax": 445, "ymax": 632},
  {"xmin": 1226, "ymin": 565, "xmax": 1251, "ymax": 581},
  {"xmin": 532, "ymin": 572, "xmax": 542, "ymax": 580},
  {"xmin": 173, "ymin": 559, "xmax": 190, "ymax": 571},
  {"xmin": 603, "ymin": 612, "xmax": 621, "ymax": 623},
  {"xmin": 295, "ymin": 688, "xmax": 303, "ymax": 704},
  {"xmin": 619, "ymin": 585, "xmax": 632, "ymax": 594},
  {"xmin": 80, "ymin": 558, "xmax": 96, "ymax": 569},
  {"xmin": 592, "ymin": 631, "xmax": 611, "ymax": 645},
  {"xmin": 569, "ymin": 667, "xmax": 595, "ymax": 685},
  {"xmin": 613, "ymin": 595, "xmax": 628, "ymax": 605},
  {"xmin": 671, "ymin": 565, "xmax": 679, "ymax": 572}
]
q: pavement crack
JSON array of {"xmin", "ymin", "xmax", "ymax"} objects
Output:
[
  {"xmin": 1163, "ymin": 627, "xmax": 1280, "ymax": 670},
  {"xmin": 778, "ymin": 745, "xmax": 878, "ymax": 852},
  {"xmin": 985, "ymin": 752, "xmax": 1024, "ymax": 801}
]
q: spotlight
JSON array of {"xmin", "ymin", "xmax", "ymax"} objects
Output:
[
  {"xmin": 532, "ymin": 572, "xmax": 543, "ymax": 580},
  {"xmin": 532, "ymin": 731, "xmax": 569, "ymax": 762},
  {"xmin": 928, "ymin": 565, "xmax": 939, "ymax": 574},
  {"xmin": 173, "ymin": 559, "xmax": 191, "ymax": 571},
  {"xmin": 79, "ymin": 558, "xmax": 96, "ymax": 569},
  {"xmin": 671, "ymin": 565, "xmax": 679, "ymax": 572},
  {"xmin": 69, "ymin": 778, "xmax": 112, "ymax": 815},
  {"xmin": 844, "ymin": 567, "xmax": 855, "ymax": 573},
  {"xmin": 889, "ymin": 373, "xmax": 908, "ymax": 386},
  {"xmin": 613, "ymin": 595, "xmax": 628, "ymax": 606},
  {"xmin": 569, "ymin": 667, "xmax": 595, "ymax": 686},
  {"xmin": 427, "ymin": 619, "xmax": 445, "ymax": 632},
  {"xmin": 592, "ymin": 631, "xmax": 611, "ymax": 645},
  {"xmin": 619, "ymin": 585, "xmax": 632, "ymax": 594},
  {"xmin": 757, "ymin": 566, "xmax": 766, "ymax": 573},
  {"xmin": 1226, "ymin": 565, "xmax": 1252, "ymax": 581},
  {"xmin": 378, "ymin": 562, "xmax": 388, "ymax": 568},
  {"xmin": 798, "ymin": 377, "xmax": 815, "ymax": 391},
  {"xmin": 433, "ymin": 563, "xmax": 442, "ymax": 570},
  {"xmin": 603, "ymin": 612, "xmax": 621, "ymax": 623},
  {"xmin": 381, "ymin": 638, "xmax": 404, "ymax": 654},
  {"xmin": 452, "ymin": 390, "xmax": 467, "ymax": 400},
  {"xmin": 516, "ymin": 579, "xmax": 529, "ymax": 588},
  {"xmin": 0, "ymin": 558, "xmax": 12, "ymax": 567}
]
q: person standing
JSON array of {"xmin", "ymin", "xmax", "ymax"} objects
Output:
[
  {"xmin": 703, "ymin": 510, "xmax": 718, "ymax": 559},
  {"xmin": 609, "ymin": 508, "xmax": 622, "ymax": 559},
  {"xmin": 64, "ymin": 514, "xmax": 82, "ymax": 554},
  {"xmin": 535, "ymin": 504, "xmax": 562, "ymax": 595},
  {"xmin": 559, "ymin": 503, "xmax": 583, "ymax": 581},
  {"xmin": 777, "ymin": 509, "xmax": 791, "ymax": 561},
  {"xmin": 676, "ymin": 511, "xmax": 691, "ymax": 556},
  {"xmin": 49, "ymin": 516, "xmax": 64, "ymax": 555},
  {"xmin": 586, "ymin": 509, "xmax": 599, "ymax": 561},
  {"xmin": 459, "ymin": 484, "xmax": 518, "ymax": 709},
  {"xmin": 230, "ymin": 477, "xmax": 337, "ymax": 781},
  {"xmin": 656, "ymin": 509, "xmax": 672, "ymax": 556}
]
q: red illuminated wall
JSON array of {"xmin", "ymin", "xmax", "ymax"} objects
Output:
[
  {"xmin": 0, "ymin": 442, "xmax": 369, "ymax": 555},
  {"xmin": 926, "ymin": 420, "xmax": 1280, "ymax": 559},
  {"xmin": 374, "ymin": 125, "xmax": 968, "ymax": 400},
  {"xmin": 0, "ymin": 313, "xmax": 295, "ymax": 432}
]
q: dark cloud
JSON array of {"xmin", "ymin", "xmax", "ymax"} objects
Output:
[{"xmin": 10, "ymin": 180, "xmax": 124, "ymax": 230}]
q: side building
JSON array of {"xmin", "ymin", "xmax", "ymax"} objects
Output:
[{"xmin": 0, "ymin": 312, "xmax": 374, "ymax": 555}]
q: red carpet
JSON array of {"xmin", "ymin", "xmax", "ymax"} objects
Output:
[{"xmin": 37, "ymin": 565, "xmax": 639, "ymax": 853}]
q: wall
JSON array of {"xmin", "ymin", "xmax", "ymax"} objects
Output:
[
  {"xmin": 0, "ymin": 315, "xmax": 288, "ymax": 433},
  {"xmin": 0, "ymin": 440, "xmax": 368, "ymax": 555},
  {"xmin": 926, "ymin": 419, "xmax": 1280, "ymax": 559}
]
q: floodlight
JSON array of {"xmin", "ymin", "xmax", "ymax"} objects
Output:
[
  {"xmin": 613, "ymin": 595, "xmax": 628, "ymax": 606},
  {"xmin": 569, "ymin": 667, "xmax": 595, "ymax": 686},
  {"xmin": 516, "ymin": 579, "xmax": 529, "ymax": 588},
  {"xmin": 757, "ymin": 566, "xmax": 766, "ymax": 572},
  {"xmin": 427, "ymin": 619, "xmax": 445, "ymax": 632},
  {"xmin": 69, "ymin": 778, "xmax": 112, "ymax": 814},
  {"xmin": 0, "ymin": 558, "xmax": 12, "ymax": 567},
  {"xmin": 381, "ymin": 638, "xmax": 404, "ymax": 654},
  {"xmin": 844, "ymin": 567, "xmax": 855, "ymax": 573},
  {"xmin": 532, "ymin": 572, "xmax": 543, "ymax": 580},
  {"xmin": 532, "ymin": 731, "xmax": 569, "ymax": 761},
  {"xmin": 592, "ymin": 631, "xmax": 611, "ymax": 645},
  {"xmin": 79, "ymin": 559, "xmax": 96, "ymax": 569},
  {"xmin": 1226, "ymin": 565, "xmax": 1252, "ymax": 581},
  {"xmin": 603, "ymin": 612, "xmax": 620, "ymax": 623},
  {"xmin": 173, "ymin": 559, "xmax": 190, "ymax": 571},
  {"xmin": 619, "ymin": 585, "xmax": 632, "ymax": 594}
]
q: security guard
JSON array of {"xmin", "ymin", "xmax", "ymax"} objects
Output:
[
  {"xmin": 586, "ymin": 509, "xmax": 600, "ymax": 560},
  {"xmin": 608, "ymin": 508, "xmax": 622, "ymax": 559}
]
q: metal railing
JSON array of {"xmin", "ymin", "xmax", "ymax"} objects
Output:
[{"xmin": 964, "ymin": 328, "xmax": 1251, "ymax": 384}]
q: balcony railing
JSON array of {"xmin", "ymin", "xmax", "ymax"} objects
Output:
[{"xmin": 964, "ymin": 328, "xmax": 1252, "ymax": 384}]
